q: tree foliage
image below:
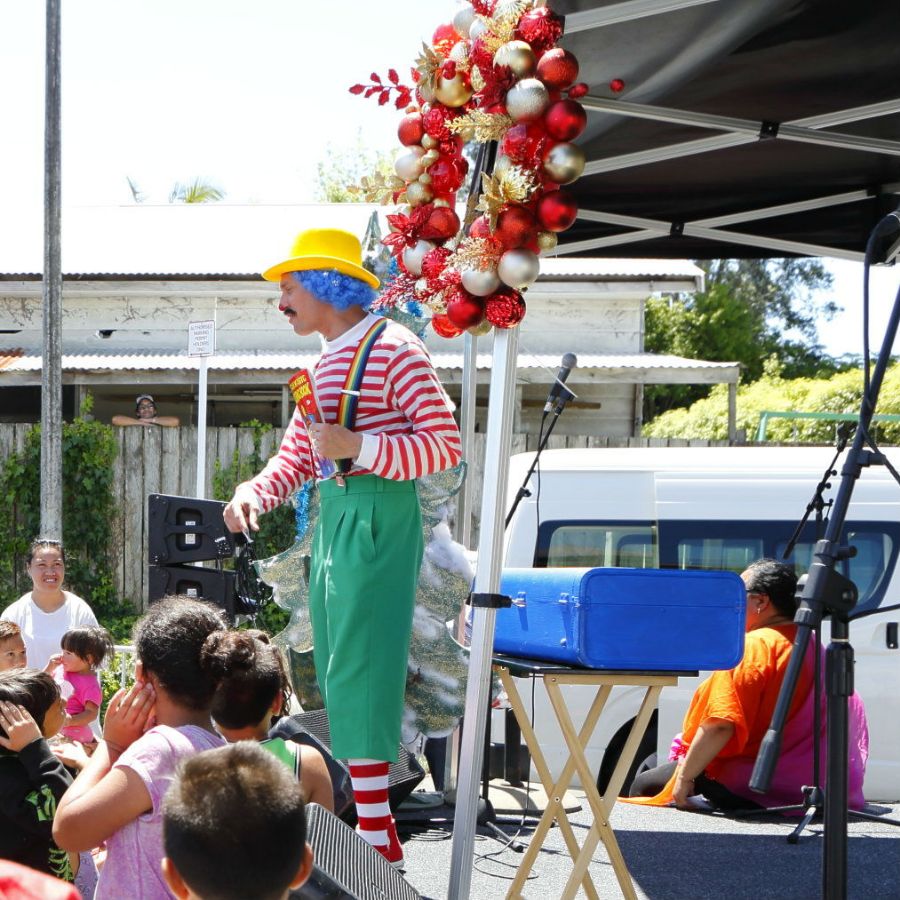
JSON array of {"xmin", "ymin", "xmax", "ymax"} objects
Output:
[
  {"xmin": 644, "ymin": 258, "xmax": 840, "ymax": 418},
  {"xmin": 0, "ymin": 398, "xmax": 134, "ymax": 639},
  {"xmin": 314, "ymin": 136, "xmax": 395, "ymax": 203},
  {"xmin": 644, "ymin": 359, "xmax": 900, "ymax": 444}
]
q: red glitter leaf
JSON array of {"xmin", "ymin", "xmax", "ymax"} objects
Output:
[
  {"xmin": 388, "ymin": 68, "xmax": 400, "ymax": 85},
  {"xmin": 370, "ymin": 72, "xmax": 382, "ymax": 83},
  {"xmin": 349, "ymin": 84, "xmax": 365, "ymax": 95}
]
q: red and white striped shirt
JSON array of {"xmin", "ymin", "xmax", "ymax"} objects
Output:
[{"xmin": 244, "ymin": 315, "xmax": 462, "ymax": 513}]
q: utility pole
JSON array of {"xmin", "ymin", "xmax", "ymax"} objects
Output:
[{"xmin": 41, "ymin": 0, "xmax": 63, "ymax": 538}]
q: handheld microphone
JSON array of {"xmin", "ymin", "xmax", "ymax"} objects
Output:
[{"xmin": 543, "ymin": 353, "xmax": 577, "ymax": 413}]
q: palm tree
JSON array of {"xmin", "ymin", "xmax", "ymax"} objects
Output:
[{"xmin": 168, "ymin": 177, "xmax": 225, "ymax": 203}]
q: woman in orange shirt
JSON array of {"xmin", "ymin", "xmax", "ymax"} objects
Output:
[{"xmin": 627, "ymin": 558, "xmax": 868, "ymax": 811}]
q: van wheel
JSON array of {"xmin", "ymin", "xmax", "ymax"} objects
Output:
[{"xmin": 596, "ymin": 712, "xmax": 658, "ymax": 797}]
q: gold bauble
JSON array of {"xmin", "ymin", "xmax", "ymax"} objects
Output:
[
  {"xmin": 457, "ymin": 125, "xmax": 476, "ymax": 142},
  {"xmin": 434, "ymin": 74, "xmax": 473, "ymax": 108},
  {"xmin": 405, "ymin": 181, "xmax": 434, "ymax": 207},
  {"xmin": 543, "ymin": 142, "xmax": 586, "ymax": 184},
  {"xmin": 505, "ymin": 78, "xmax": 550, "ymax": 122},
  {"xmin": 432, "ymin": 198, "xmax": 451, "ymax": 208},
  {"xmin": 421, "ymin": 134, "xmax": 439, "ymax": 150},
  {"xmin": 422, "ymin": 148, "xmax": 441, "ymax": 167},
  {"xmin": 493, "ymin": 41, "xmax": 536, "ymax": 78},
  {"xmin": 467, "ymin": 320, "xmax": 494, "ymax": 337},
  {"xmin": 537, "ymin": 230, "xmax": 558, "ymax": 254},
  {"xmin": 419, "ymin": 173, "xmax": 432, "ymax": 185}
]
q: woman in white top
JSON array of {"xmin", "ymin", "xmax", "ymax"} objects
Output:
[{"xmin": 1, "ymin": 539, "xmax": 98, "ymax": 670}]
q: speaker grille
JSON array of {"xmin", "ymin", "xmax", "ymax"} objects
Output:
[
  {"xmin": 294, "ymin": 804, "xmax": 421, "ymax": 900},
  {"xmin": 283, "ymin": 710, "xmax": 425, "ymax": 816}
]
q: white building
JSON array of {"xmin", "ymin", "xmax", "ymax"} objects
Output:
[{"xmin": 0, "ymin": 204, "xmax": 739, "ymax": 436}]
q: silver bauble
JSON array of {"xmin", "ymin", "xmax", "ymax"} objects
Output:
[
  {"xmin": 498, "ymin": 249, "xmax": 540, "ymax": 290},
  {"xmin": 395, "ymin": 146, "xmax": 426, "ymax": 182},
  {"xmin": 543, "ymin": 142, "xmax": 586, "ymax": 184},
  {"xmin": 454, "ymin": 6, "xmax": 476, "ymax": 38},
  {"xmin": 469, "ymin": 17, "xmax": 489, "ymax": 41},
  {"xmin": 402, "ymin": 239, "xmax": 437, "ymax": 277},
  {"xmin": 505, "ymin": 78, "xmax": 550, "ymax": 122},
  {"xmin": 449, "ymin": 40, "xmax": 470, "ymax": 66},
  {"xmin": 493, "ymin": 40, "xmax": 536, "ymax": 78},
  {"xmin": 414, "ymin": 277, "xmax": 430, "ymax": 297},
  {"xmin": 492, "ymin": 155, "xmax": 514, "ymax": 177},
  {"xmin": 405, "ymin": 181, "xmax": 434, "ymax": 207},
  {"xmin": 537, "ymin": 230, "xmax": 558, "ymax": 254},
  {"xmin": 461, "ymin": 268, "xmax": 501, "ymax": 297}
]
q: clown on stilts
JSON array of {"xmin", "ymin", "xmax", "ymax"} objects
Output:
[{"xmin": 223, "ymin": 228, "xmax": 462, "ymax": 866}]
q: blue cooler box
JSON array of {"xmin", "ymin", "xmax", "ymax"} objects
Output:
[{"xmin": 494, "ymin": 568, "xmax": 745, "ymax": 671}]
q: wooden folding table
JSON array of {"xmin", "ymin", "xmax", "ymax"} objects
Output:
[{"xmin": 492, "ymin": 655, "xmax": 696, "ymax": 900}]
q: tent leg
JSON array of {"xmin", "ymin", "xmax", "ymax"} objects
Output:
[{"xmin": 447, "ymin": 326, "xmax": 519, "ymax": 899}]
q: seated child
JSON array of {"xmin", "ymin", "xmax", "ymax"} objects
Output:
[
  {"xmin": 161, "ymin": 741, "xmax": 313, "ymax": 900},
  {"xmin": 0, "ymin": 622, "xmax": 28, "ymax": 672},
  {"xmin": 204, "ymin": 630, "xmax": 335, "ymax": 811},
  {"xmin": 51, "ymin": 626, "xmax": 114, "ymax": 746},
  {"xmin": 0, "ymin": 669, "xmax": 73, "ymax": 881}
]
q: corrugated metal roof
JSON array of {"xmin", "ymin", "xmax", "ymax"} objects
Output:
[
  {"xmin": 0, "ymin": 350, "xmax": 737, "ymax": 373},
  {"xmin": 0, "ymin": 204, "xmax": 703, "ymax": 283}
]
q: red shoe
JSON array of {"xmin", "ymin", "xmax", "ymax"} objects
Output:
[{"xmin": 376, "ymin": 820, "xmax": 404, "ymax": 869}]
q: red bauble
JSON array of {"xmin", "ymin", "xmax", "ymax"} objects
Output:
[
  {"xmin": 421, "ymin": 206, "xmax": 461, "ymax": 242},
  {"xmin": 536, "ymin": 49, "xmax": 579, "ymax": 90},
  {"xmin": 427, "ymin": 155, "xmax": 469, "ymax": 196},
  {"xmin": 536, "ymin": 190, "xmax": 578, "ymax": 232},
  {"xmin": 544, "ymin": 99, "xmax": 587, "ymax": 141},
  {"xmin": 495, "ymin": 205, "xmax": 538, "ymax": 250},
  {"xmin": 499, "ymin": 122, "xmax": 552, "ymax": 167},
  {"xmin": 610, "ymin": 78, "xmax": 625, "ymax": 93},
  {"xmin": 398, "ymin": 113, "xmax": 425, "ymax": 147},
  {"xmin": 515, "ymin": 7, "xmax": 564, "ymax": 54},
  {"xmin": 445, "ymin": 288, "xmax": 486, "ymax": 329},
  {"xmin": 431, "ymin": 313, "xmax": 464, "ymax": 339},
  {"xmin": 432, "ymin": 22, "xmax": 460, "ymax": 55},
  {"xmin": 568, "ymin": 82, "xmax": 589, "ymax": 99},
  {"xmin": 485, "ymin": 288, "xmax": 526, "ymax": 329},
  {"xmin": 469, "ymin": 215, "xmax": 493, "ymax": 240},
  {"xmin": 423, "ymin": 107, "xmax": 454, "ymax": 140}
]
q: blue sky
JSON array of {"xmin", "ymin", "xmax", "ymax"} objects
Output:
[{"xmin": 2, "ymin": 0, "xmax": 897, "ymax": 357}]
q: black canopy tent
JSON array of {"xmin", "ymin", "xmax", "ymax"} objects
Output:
[
  {"xmin": 553, "ymin": 0, "xmax": 900, "ymax": 261},
  {"xmin": 448, "ymin": 3, "xmax": 900, "ymax": 898}
]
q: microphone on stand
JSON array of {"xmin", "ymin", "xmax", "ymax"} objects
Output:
[{"xmin": 543, "ymin": 353, "xmax": 577, "ymax": 413}]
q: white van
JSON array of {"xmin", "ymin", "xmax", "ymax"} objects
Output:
[{"xmin": 498, "ymin": 446, "xmax": 900, "ymax": 802}]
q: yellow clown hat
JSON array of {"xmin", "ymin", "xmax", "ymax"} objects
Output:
[{"xmin": 262, "ymin": 228, "xmax": 380, "ymax": 288}]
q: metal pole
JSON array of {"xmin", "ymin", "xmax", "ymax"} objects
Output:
[
  {"xmin": 40, "ymin": 0, "xmax": 63, "ymax": 538},
  {"xmin": 453, "ymin": 332, "xmax": 478, "ymax": 549},
  {"xmin": 447, "ymin": 326, "xmax": 519, "ymax": 899},
  {"xmin": 195, "ymin": 356, "xmax": 208, "ymax": 499}
]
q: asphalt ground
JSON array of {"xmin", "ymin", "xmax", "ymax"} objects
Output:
[{"xmin": 394, "ymin": 788, "xmax": 900, "ymax": 900}]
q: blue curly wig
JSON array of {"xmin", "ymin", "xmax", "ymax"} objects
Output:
[{"xmin": 293, "ymin": 270, "xmax": 375, "ymax": 311}]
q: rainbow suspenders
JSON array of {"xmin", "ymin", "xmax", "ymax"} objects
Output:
[{"xmin": 335, "ymin": 317, "xmax": 389, "ymax": 478}]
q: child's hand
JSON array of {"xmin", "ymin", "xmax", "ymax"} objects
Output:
[
  {"xmin": 102, "ymin": 681, "xmax": 156, "ymax": 753},
  {"xmin": 51, "ymin": 739, "xmax": 90, "ymax": 770},
  {"xmin": 0, "ymin": 701, "xmax": 43, "ymax": 752},
  {"xmin": 44, "ymin": 653, "xmax": 63, "ymax": 673}
]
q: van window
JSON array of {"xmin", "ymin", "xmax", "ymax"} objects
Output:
[
  {"xmin": 536, "ymin": 523, "xmax": 658, "ymax": 568},
  {"xmin": 535, "ymin": 519, "xmax": 898, "ymax": 615}
]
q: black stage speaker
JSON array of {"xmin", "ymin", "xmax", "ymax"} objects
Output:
[
  {"xmin": 147, "ymin": 494, "xmax": 237, "ymax": 565},
  {"xmin": 293, "ymin": 803, "xmax": 421, "ymax": 900},
  {"xmin": 276, "ymin": 710, "xmax": 425, "ymax": 822},
  {"xmin": 147, "ymin": 564, "xmax": 237, "ymax": 621}
]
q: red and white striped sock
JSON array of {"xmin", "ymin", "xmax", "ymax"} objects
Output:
[{"xmin": 348, "ymin": 759, "xmax": 401, "ymax": 863}]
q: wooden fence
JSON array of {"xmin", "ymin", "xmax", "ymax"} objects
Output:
[{"xmin": 0, "ymin": 424, "xmax": 724, "ymax": 609}]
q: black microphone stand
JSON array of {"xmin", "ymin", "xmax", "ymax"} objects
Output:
[
  {"xmin": 750, "ymin": 212, "xmax": 900, "ymax": 899},
  {"xmin": 505, "ymin": 386, "xmax": 575, "ymax": 528}
]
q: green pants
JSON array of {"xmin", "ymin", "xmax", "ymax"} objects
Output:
[{"xmin": 309, "ymin": 475, "xmax": 423, "ymax": 761}]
